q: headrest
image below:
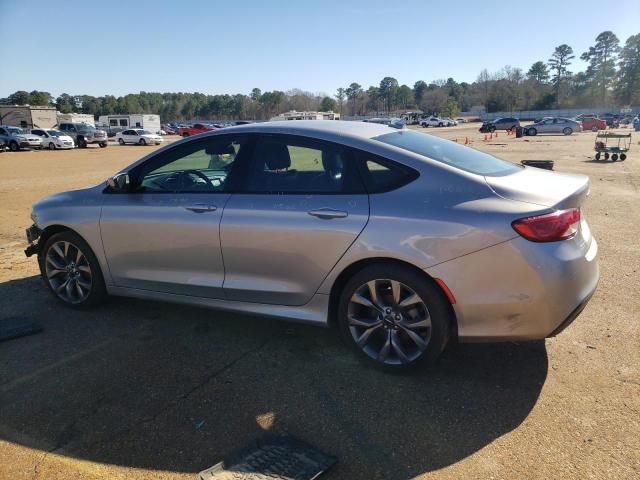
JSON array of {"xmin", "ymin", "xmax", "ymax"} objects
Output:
[
  {"xmin": 257, "ymin": 141, "xmax": 291, "ymax": 170},
  {"xmin": 322, "ymin": 150, "xmax": 342, "ymax": 174}
]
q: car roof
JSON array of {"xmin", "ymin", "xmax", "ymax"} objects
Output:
[{"xmin": 219, "ymin": 120, "xmax": 393, "ymax": 140}]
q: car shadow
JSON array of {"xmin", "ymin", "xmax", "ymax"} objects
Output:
[{"xmin": 0, "ymin": 275, "xmax": 548, "ymax": 479}]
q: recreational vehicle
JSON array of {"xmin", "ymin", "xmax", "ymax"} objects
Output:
[{"xmin": 97, "ymin": 114, "xmax": 161, "ymax": 136}]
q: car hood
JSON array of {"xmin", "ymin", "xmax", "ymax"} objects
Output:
[
  {"xmin": 485, "ymin": 166, "xmax": 590, "ymax": 209},
  {"xmin": 32, "ymin": 184, "xmax": 104, "ymax": 216}
]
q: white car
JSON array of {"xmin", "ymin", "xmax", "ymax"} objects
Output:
[
  {"xmin": 419, "ymin": 116, "xmax": 446, "ymax": 127},
  {"xmin": 31, "ymin": 129, "xmax": 75, "ymax": 150},
  {"xmin": 443, "ymin": 117, "xmax": 458, "ymax": 126},
  {"xmin": 116, "ymin": 129, "xmax": 163, "ymax": 146}
]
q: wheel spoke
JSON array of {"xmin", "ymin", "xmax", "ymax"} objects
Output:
[
  {"xmin": 75, "ymin": 280, "xmax": 84, "ymax": 298},
  {"xmin": 390, "ymin": 280, "xmax": 401, "ymax": 305},
  {"xmin": 46, "ymin": 256, "xmax": 65, "ymax": 270},
  {"xmin": 400, "ymin": 316, "xmax": 431, "ymax": 330},
  {"xmin": 77, "ymin": 265, "xmax": 91, "ymax": 273},
  {"xmin": 390, "ymin": 331, "xmax": 410, "ymax": 364},
  {"xmin": 55, "ymin": 278, "xmax": 70, "ymax": 293},
  {"xmin": 351, "ymin": 293, "xmax": 382, "ymax": 313},
  {"xmin": 356, "ymin": 324, "xmax": 382, "ymax": 348},
  {"xmin": 65, "ymin": 278, "xmax": 75, "ymax": 300},
  {"xmin": 47, "ymin": 268, "xmax": 66, "ymax": 278},
  {"xmin": 75, "ymin": 247, "xmax": 84, "ymax": 264},
  {"xmin": 366, "ymin": 281, "xmax": 382, "ymax": 309},
  {"xmin": 63, "ymin": 241, "xmax": 69, "ymax": 259},
  {"xmin": 348, "ymin": 314, "xmax": 381, "ymax": 328},
  {"xmin": 76, "ymin": 278, "xmax": 91, "ymax": 289},
  {"xmin": 400, "ymin": 326, "xmax": 428, "ymax": 350},
  {"xmin": 52, "ymin": 243, "xmax": 65, "ymax": 260},
  {"xmin": 398, "ymin": 292, "xmax": 421, "ymax": 309},
  {"xmin": 377, "ymin": 331, "xmax": 392, "ymax": 362}
]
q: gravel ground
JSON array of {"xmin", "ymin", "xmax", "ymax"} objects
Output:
[{"xmin": 0, "ymin": 124, "xmax": 638, "ymax": 479}]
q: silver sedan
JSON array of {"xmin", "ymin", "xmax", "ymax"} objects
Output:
[
  {"xmin": 526, "ymin": 117, "xmax": 583, "ymax": 136},
  {"xmin": 25, "ymin": 121, "xmax": 599, "ymax": 369}
]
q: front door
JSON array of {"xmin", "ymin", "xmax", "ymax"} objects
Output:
[
  {"xmin": 220, "ymin": 134, "xmax": 369, "ymax": 306},
  {"xmin": 100, "ymin": 134, "xmax": 249, "ymax": 298}
]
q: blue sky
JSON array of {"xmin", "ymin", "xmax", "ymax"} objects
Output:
[{"xmin": 1, "ymin": 0, "xmax": 638, "ymax": 98}]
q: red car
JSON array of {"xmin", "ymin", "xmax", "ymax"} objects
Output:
[
  {"xmin": 177, "ymin": 123, "xmax": 218, "ymax": 137},
  {"xmin": 579, "ymin": 116, "xmax": 607, "ymax": 132}
]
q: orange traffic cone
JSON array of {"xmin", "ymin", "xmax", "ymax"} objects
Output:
[
  {"xmin": 484, "ymin": 134, "xmax": 488, "ymax": 141},
  {"xmin": 495, "ymin": 131, "xmax": 498, "ymax": 138},
  {"xmin": 490, "ymin": 132, "xmax": 493, "ymax": 140},
  {"xmin": 454, "ymin": 138, "xmax": 458, "ymax": 142},
  {"xmin": 464, "ymin": 137, "xmax": 469, "ymax": 145}
]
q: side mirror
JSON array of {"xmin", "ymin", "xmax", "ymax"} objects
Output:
[{"xmin": 107, "ymin": 173, "xmax": 130, "ymax": 191}]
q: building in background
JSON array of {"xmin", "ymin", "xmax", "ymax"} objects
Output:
[{"xmin": 270, "ymin": 110, "xmax": 340, "ymax": 121}]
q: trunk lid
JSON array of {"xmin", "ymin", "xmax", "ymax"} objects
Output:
[{"xmin": 485, "ymin": 166, "xmax": 590, "ymax": 209}]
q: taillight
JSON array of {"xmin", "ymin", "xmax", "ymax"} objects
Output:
[{"xmin": 512, "ymin": 208, "xmax": 581, "ymax": 242}]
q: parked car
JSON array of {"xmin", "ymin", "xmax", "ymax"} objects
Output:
[
  {"xmin": 600, "ymin": 113, "xmax": 620, "ymax": 128},
  {"xmin": 116, "ymin": 129, "xmax": 163, "ymax": 146},
  {"xmin": 577, "ymin": 116, "xmax": 607, "ymax": 132},
  {"xmin": 25, "ymin": 121, "xmax": 599, "ymax": 369},
  {"xmin": 574, "ymin": 113, "xmax": 597, "ymax": 122},
  {"xmin": 479, "ymin": 117, "xmax": 520, "ymax": 133},
  {"xmin": 57, "ymin": 123, "xmax": 108, "ymax": 148},
  {"xmin": 525, "ymin": 117, "xmax": 583, "ymax": 136},
  {"xmin": 0, "ymin": 125, "xmax": 42, "ymax": 151},
  {"xmin": 30, "ymin": 128, "xmax": 75, "ymax": 149},
  {"xmin": 161, "ymin": 124, "xmax": 177, "ymax": 135},
  {"xmin": 177, "ymin": 123, "xmax": 218, "ymax": 137},
  {"xmin": 420, "ymin": 116, "xmax": 446, "ymax": 127},
  {"xmin": 455, "ymin": 118, "xmax": 467, "ymax": 123}
]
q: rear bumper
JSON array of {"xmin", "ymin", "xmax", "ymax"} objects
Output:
[{"xmin": 426, "ymin": 229, "xmax": 599, "ymax": 341}]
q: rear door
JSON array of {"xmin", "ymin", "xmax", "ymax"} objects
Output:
[{"xmin": 220, "ymin": 134, "xmax": 369, "ymax": 306}]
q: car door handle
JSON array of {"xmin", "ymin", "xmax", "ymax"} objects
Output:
[
  {"xmin": 184, "ymin": 204, "xmax": 217, "ymax": 213},
  {"xmin": 307, "ymin": 208, "xmax": 348, "ymax": 219}
]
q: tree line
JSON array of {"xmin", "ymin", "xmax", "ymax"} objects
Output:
[{"xmin": 2, "ymin": 31, "xmax": 638, "ymax": 121}]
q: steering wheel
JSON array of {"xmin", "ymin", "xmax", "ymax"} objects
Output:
[{"xmin": 161, "ymin": 169, "xmax": 215, "ymax": 191}]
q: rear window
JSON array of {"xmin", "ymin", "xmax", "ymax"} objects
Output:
[{"xmin": 373, "ymin": 130, "xmax": 521, "ymax": 176}]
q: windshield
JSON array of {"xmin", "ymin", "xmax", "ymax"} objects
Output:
[
  {"xmin": 46, "ymin": 130, "xmax": 63, "ymax": 137},
  {"xmin": 8, "ymin": 127, "xmax": 24, "ymax": 134},
  {"xmin": 138, "ymin": 130, "xmax": 153, "ymax": 135},
  {"xmin": 373, "ymin": 130, "xmax": 521, "ymax": 176},
  {"xmin": 78, "ymin": 123, "xmax": 95, "ymax": 132}
]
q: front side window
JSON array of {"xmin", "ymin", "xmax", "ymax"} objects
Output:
[
  {"xmin": 373, "ymin": 130, "xmax": 520, "ymax": 176},
  {"xmin": 136, "ymin": 136, "xmax": 244, "ymax": 193},
  {"xmin": 245, "ymin": 136, "xmax": 362, "ymax": 194}
]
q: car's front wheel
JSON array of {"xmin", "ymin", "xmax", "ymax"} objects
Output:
[
  {"xmin": 40, "ymin": 231, "xmax": 106, "ymax": 308},
  {"xmin": 9, "ymin": 141, "xmax": 19, "ymax": 152},
  {"xmin": 48, "ymin": 142, "xmax": 56, "ymax": 150},
  {"xmin": 140, "ymin": 138, "xmax": 147, "ymax": 146},
  {"xmin": 118, "ymin": 138, "xmax": 125, "ymax": 145},
  {"xmin": 591, "ymin": 126, "xmax": 598, "ymax": 132},
  {"xmin": 528, "ymin": 127, "xmax": 537, "ymax": 136},
  {"xmin": 563, "ymin": 127, "xmax": 573, "ymax": 135},
  {"xmin": 338, "ymin": 265, "xmax": 451, "ymax": 369}
]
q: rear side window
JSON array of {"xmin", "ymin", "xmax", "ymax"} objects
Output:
[
  {"xmin": 355, "ymin": 151, "xmax": 418, "ymax": 193},
  {"xmin": 373, "ymin": 130, "xmax": 520, "ymax": 176}
]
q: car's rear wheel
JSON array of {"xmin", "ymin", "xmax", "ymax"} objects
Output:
[
  {"xmin": 48, "ymin": 142, "xmax": 56, "ymax": 150},
  {"xmin": 528, "ymin": 127, "xmax": 537, "ymax": 136},
  {"xmin": 563, "ymin": 127, "xmax": 573, "ymax": 135},
  {"xmin": 9, "ymin": 141, "xmax": 19, "ymax": 152},
  {"xmin": 118, "ymin": 138, "xmax": 125, "ymax": 145},
  {"xmin": 41, "ymin": 231, "xmax": 106, "ymax": 308},
  {"xmin": 338, "ymin": 265, "xmax": 451, "ymax": 370},
  {"xmin": 591, "ymin": 126, "xmax": 598, "ymax": 132}
]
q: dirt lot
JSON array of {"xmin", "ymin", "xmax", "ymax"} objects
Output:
[{"xmin": 0, "ymin": 124, "xmax": 638, "ymax": 479}]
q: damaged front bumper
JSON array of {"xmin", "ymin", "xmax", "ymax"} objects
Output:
[{"xmin": 24, "ymin": 224, "xmax": 42, "ymax": 257}]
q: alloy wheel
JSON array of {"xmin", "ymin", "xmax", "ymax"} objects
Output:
[
  {"xmin": 347, "ymin": 279, "xmax": 431, "ymax": 365},
  {"xmin": 45, "ymin": 240, "xmax": 92, "ymax": 304}
]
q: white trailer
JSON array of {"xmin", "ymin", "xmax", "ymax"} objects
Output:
[
  {"xmin": 97, "ymin": 114, "xmax": 161, "ymax": 136},
  {"xmin": 56, "ymin": 113, "xmax": 95, "ymax": 127},
  {"xmin": 0, "ymin": 106, "xmax": 58, "ymax": 129}
]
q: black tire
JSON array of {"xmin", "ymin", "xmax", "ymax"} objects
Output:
[
  {"xmin": 438, "ymin": 123, "xmax": 443, "ymax": 127},
  {"xmin": 9, "ymin": 141, "xmax": 19, "ymax": 152},
  {"xmin": 140, "ymin": 138, "xmax": 147, "ymax": 146},
  {"xmin": 591, "ymin": 126, "xmax": 598, "ymax": 132},
  {"xmin": 99, "ymin": 142, "xmax": 107, "ymax": 148},
  {"xmin": 611, "ymin": 153, "xmax": 618, "ymax": 161},
  {"xmin": 48, "ymin": 142, "xmax": 56, "ymax": 150},
  {"xmin": 489, "ymin": 126, "xmax": 496, "ymax": 133},
  {"xmin": 563, "ymin": 127, "xmax": 573, "ymax": 135},
  {"xmin": 78, "ymin": 137, "xmax": 87, "ymax": 148},
  {"xmin": 620, "ymin": 153, "xmax": 627, "ymax": 161},
  {"xmin": 604, "ymin": 152, "xmax": 610, "ymax": 160},
  {"xmin": 182, "ymin": 133, "xmax": 190, "ymax": 137},
  {"xmin": 118, "ymin": 138, "xmax": 125, "ymax": 145},
  {"xmin": 337, "ymin": 264, "xmax": 452, "ymax": 370},
  {"xmin": 595, "ymin": 152, "xmax": 601, "ymax": 160},
  {"xmin": 528, "ymin": 127, "xmax": 537, "ymax": 136},
  {"xmin": 39, "ymin": 230, "xmax": 107, "ymax": 309}
]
